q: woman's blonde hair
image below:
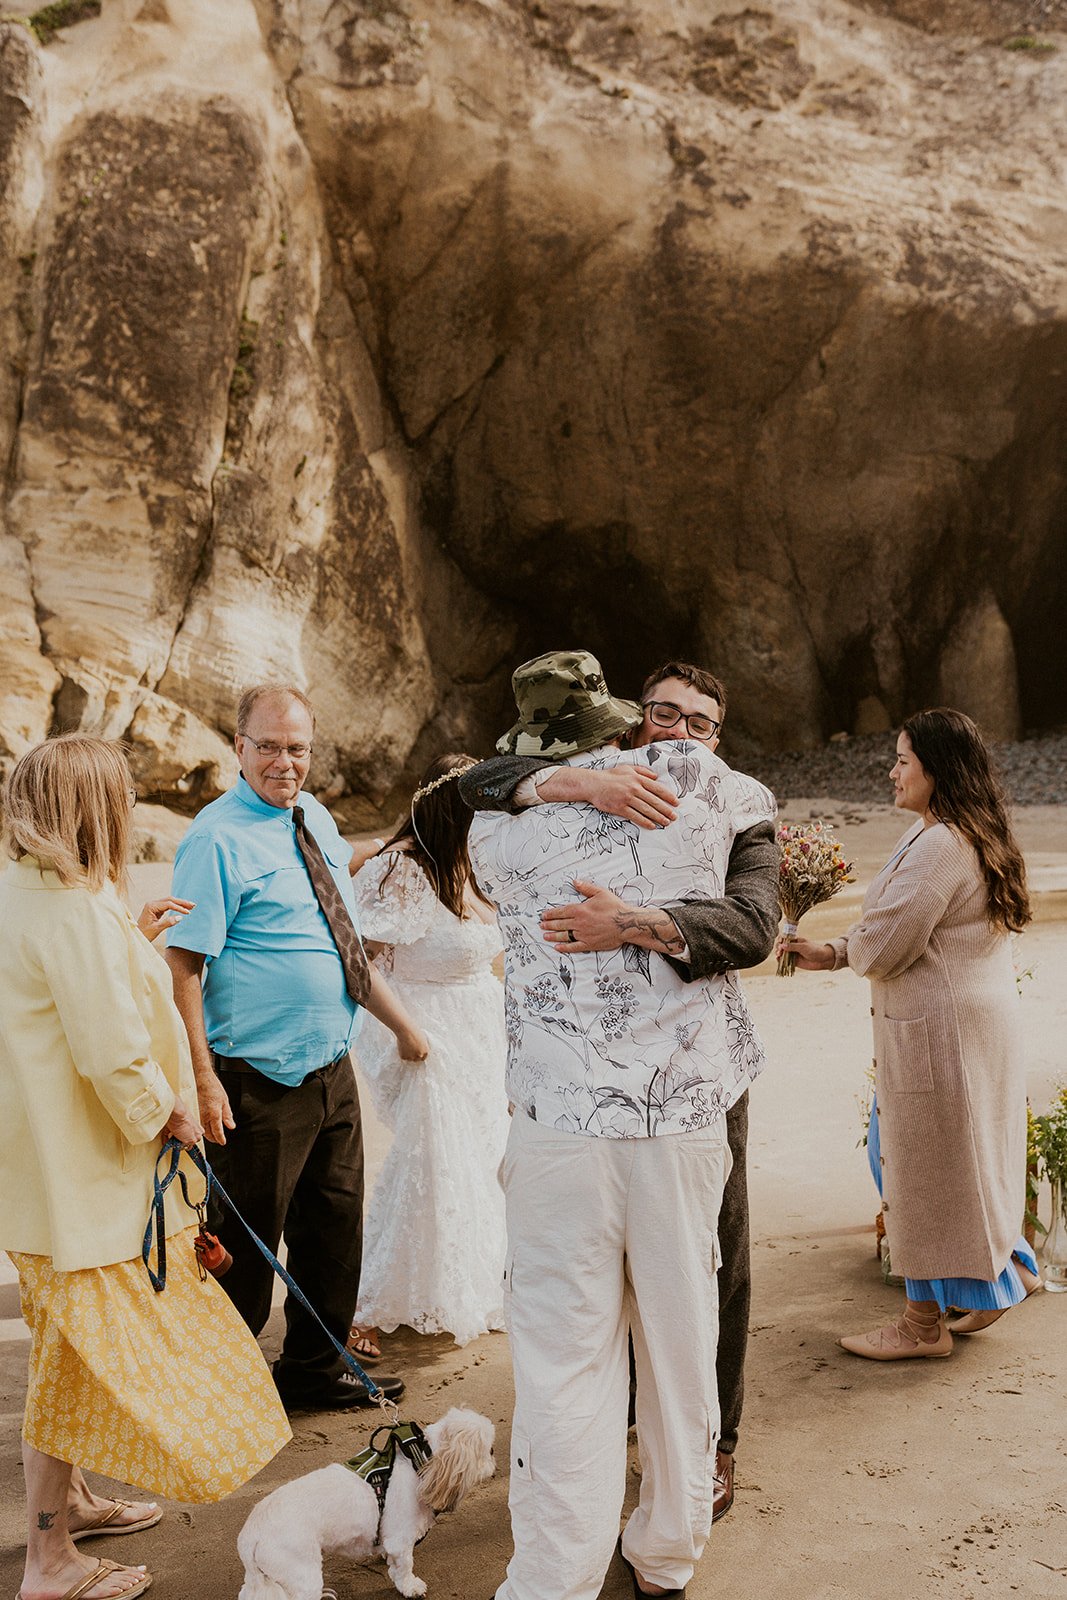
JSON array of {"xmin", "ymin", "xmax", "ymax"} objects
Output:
[{"xmin": 3, "ymin": 735, "xmax": 134, "ymax": 890}]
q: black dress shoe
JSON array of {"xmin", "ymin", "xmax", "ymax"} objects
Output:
[
  {"xmin": 275, "ymin": 1368, "xmax": 405, "ymax": 1412},
  {"xmin": 617, "ymin": 1537, "xmax": 686, "ymax": 1598}
]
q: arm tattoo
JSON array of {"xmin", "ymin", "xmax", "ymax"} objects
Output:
[
  {"xmin": 610, "ymin": 908, "xmax": 686, "ymax": 955},
  {"xmin": 37, "ymin": 1510, "xmax": 59, "ymax": 1530}
]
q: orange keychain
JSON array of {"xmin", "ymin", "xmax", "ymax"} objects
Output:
[{"xmin": 193, "ymin": 1204, "xmax": 232, "ymax": 1279}]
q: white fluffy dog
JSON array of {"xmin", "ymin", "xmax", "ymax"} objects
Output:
[{"xmin": 237, "ymin": 1407, "xmax": 495, "ymax": 1600}]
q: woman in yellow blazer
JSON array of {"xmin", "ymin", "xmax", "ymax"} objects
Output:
[
  {"xmin": 1, "ymin": 736, "xmax": 290, "ymax": 1600},
  {"xmin": 782, "ymin": 709, "xmax": 1035, "ymax": 1362}
]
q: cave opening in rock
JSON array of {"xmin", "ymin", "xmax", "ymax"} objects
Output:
[
  {"xmin": 1015, "ymin": 531, "xmax": 1067, "ymax": 733},
  {"xmin": 453, "ymin": 521, "xmax": 703, "ymax": 727}
]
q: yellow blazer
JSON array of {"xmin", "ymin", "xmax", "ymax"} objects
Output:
[{"xmin": 0, "ymin": 858, "xmax": 201, "ymax": 1271}]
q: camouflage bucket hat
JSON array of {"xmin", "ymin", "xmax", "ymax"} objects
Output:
[{"xmin": 496, "ymin": 649, "xmax": 643, "ymax": 758}]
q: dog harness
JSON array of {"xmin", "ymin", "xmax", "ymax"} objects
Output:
[{"xmin": 344, "ymin": 1422, "xmax": 434, "ymax": 1541}]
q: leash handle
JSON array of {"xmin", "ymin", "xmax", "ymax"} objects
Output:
[
  {"xmin": 148, "ymin": 1138, "xmax": 385, "ymax": 1401},
  {"xmin": 142, "ymin": 1142, "xmax": 177, "ymax": 1292},
  {"xmin": 142, "ymin": 1142, "xmax": 211, "ymax": 1292}
]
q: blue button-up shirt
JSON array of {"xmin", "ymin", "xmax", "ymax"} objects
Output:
[{"xmin": 168, "ymin": 777, "xmax": 362, "ymax": 1084}]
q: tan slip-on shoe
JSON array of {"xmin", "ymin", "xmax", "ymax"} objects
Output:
[{"xmin": 839, "ymin": 1312, "xmax": 952, "ymax": 1360}]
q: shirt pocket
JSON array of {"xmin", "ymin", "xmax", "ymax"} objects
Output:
[
  {"xmin": 322, "ymin": 839, "xmax": 351, "ymax": 872},
  {"xmin": 881, "ymin": 1016, "xmax": 934, "ymax": 1095},
  {"xmin": 244, "ymin": 862, "xmax": 342, "ymax": 944}
]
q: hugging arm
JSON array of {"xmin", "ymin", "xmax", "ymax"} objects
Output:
[
  {"xmin": 662, "ymin": 820, "xmax": 781, "ymax": 979},
  {"xmin": 462, "ymin": 757, "xmax": 779, "ymax": 978},
  {"xmin": 458, "ymin": 755, "xmax": 555, "ymax": 811},
  {"xmin": 458, "ymin": 754, "xmax": 677, "ymax": 828},
  {"xmin": 541, "ymin": 822, "xmax": 778, "ymax": 971}
]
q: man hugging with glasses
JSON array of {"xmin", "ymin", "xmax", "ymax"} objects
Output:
[{"xmin": 460, "ymin": 657, "xmax": 778, "ymax": 1541}]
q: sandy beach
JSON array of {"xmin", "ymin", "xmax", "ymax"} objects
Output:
[{"xmin": 2, "ymin": 802, "xmax": 1065, "ymax": 1600}]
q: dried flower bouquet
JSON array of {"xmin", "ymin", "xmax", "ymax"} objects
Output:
[{"xmin": 776, "ymin": 820, "xmax": 853, "ymax": 976}]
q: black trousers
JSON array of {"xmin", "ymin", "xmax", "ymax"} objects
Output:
[
  {"xmin": 206, "ymin": 1052, "xmax": 364, "ymax": 1393},
  {"xmin": 716, "ymin": 1090, "xmax": 751, "ymax": 1456}
]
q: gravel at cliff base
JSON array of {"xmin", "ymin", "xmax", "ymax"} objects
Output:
[{"xmin": 746, "ymin": 731, "xmax": 1067, "ymax": 808}]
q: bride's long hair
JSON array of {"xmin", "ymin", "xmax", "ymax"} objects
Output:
[{"xmin": 377, "ymin": 753, "xmax": 490, "ymax": 919}]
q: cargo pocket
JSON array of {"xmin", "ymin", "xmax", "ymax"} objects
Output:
[{"xmin": 882, "ymin": 1016, "xmax": 934, "ymax": 1094}]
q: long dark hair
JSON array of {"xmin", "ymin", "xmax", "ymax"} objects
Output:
[
  {"xmin": 902, "ymin": 708, "xmax": 1030, "ymax": 933},
  {"xmin": 378, "ymin": 753, "xmax": 488, "ymax": 920}
]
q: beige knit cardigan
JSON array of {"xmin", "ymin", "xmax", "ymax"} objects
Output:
[{"xmin": 831, "ymin": 820, "xmax": 1025, "ymax": 1282}]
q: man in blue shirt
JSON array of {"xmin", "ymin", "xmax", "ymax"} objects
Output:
[{"xmin": 166, "ymin": 684, "xmax": 423, "ymax": 1409}]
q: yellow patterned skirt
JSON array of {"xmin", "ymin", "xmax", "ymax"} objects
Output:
[{"xmin": 11, "ymin": 1226, "xmax": 291, "ymax": 1501}]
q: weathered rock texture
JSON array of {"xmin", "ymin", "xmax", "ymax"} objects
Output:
[{"xmin": 1, "ymin": 0, "xmax": 1065, "ymax": 817}]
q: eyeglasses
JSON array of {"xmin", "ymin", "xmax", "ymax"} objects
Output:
[
  {"xmin": 643, "ymin": 701, "xmax": 721, "ymax": 740},
  {"xmin": 127, "ymin": 787, "xmax": 138, "ymax": 808},
  {"xmin": 241, "ymin": 738, "xmax": 313, "ymax": 759}
]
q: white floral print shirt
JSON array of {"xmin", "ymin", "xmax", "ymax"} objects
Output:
[{"xmin": 468, "ymin": 742, "xmax": 777, "ymax": 1138}]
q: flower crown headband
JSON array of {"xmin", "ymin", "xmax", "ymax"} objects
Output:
[{"xmin": 411, "ymin": 758, "xmax": 478, "ymax": 808}]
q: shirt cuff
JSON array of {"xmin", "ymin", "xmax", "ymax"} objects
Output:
[
  {"xmin": 513, "ymin": 774, "xmax": 549, "ymax": 808},
  {"xmin": 660, "ymin": 911, "xmax": 688, "ymax": 962},
  {"xmin": 120, "ymin": 1069, "xmax": 177, "ymax": 1145}
]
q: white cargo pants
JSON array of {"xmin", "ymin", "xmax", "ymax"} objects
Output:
[{"xmin": 495, "ymin": 1110, "xmax": 731, "ymax": 1600}]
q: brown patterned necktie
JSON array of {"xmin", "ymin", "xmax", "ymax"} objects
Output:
[{"xmin": 292, "ymin": 806, "xmax": 371, "ymax": 1008}]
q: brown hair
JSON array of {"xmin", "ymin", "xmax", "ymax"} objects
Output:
[
  {"xmin": 641, "ymin": 660, "xmax": 727, "ymax": 725},
  {"xmin": 378, "ymin": 753, "xmax": 488, "ymax": 920},
  {"xmin": 902, "ymin": 708, "xmax": 1030, "ymax": 933},
  {"xmin": 236, "ymin": 683, "xmax": 316, "ymax": 735},
  {"xmin": 3, "ymin": 735, "xmax": 133, "ymax": 891}
]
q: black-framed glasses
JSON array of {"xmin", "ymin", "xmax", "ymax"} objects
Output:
[
  {"xmin": 643, "ymin": 701, "xmax": 721, "ymax": 740},
  {"xmin": 242, "ymin": 738, "xmax": 313, "ymax": 759}
]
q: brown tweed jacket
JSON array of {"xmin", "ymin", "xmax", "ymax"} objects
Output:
[{"xmin": 831, "ymin": 821, "xmax": 1025, "ymax": 1282}]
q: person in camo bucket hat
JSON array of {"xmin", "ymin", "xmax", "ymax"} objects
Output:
[{"xmin": 496, "ymin": 649, "xmax": 643, "ymax": 758}]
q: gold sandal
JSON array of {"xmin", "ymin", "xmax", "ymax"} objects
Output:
[
  {"xmin": 18, "ymin": 1557, "xmax": 153, "ymax": 1600},
  {"xmin": 71, "ymin": 1500, "xmax": 162, "ymax": 1542}
]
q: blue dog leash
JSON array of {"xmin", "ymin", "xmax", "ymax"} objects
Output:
[
  {"xmin": 144, "ymin": 1138, "xmax": 393, "ymax": 1412},
  {"xmin": 141, "ymin": 1140, "xmax": 206, "ymax": 1293}
]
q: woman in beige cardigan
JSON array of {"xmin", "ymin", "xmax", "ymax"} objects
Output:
[
  {"xmin": 1, "ymin": 736, "xmax": 290, "ymax": 1600},
  {"xmin": 782, "ymin": 708, "xmax": 1036, "ymax": 1361}
]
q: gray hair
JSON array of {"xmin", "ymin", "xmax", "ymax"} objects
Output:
[{"xmin": 236, "ymin": 683, "xmax": 316, "ymax": 735}]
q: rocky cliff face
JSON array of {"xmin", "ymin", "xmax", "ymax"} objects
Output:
[{"xmin": 1, "ymin": 0, "xmax": 1065, "ymax": 818}]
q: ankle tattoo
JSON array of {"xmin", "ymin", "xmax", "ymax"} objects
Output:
[{"xmin": 37, "ymin": 1509, "xmax": 59, "ymax": 1530}]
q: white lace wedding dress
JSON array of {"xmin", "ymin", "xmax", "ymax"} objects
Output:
[{"xmin": 352, "ymin": 850, "xmax": 509, "ymax": 1346}]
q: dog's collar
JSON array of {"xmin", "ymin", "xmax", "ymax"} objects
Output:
[{"xmin": 344, "ymin": 1421, "xmax": 434, "ymax": 1539}]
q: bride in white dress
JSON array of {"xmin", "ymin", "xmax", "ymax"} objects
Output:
[{"xmin": 351, "ymin": 754, "xmax": 510, "ymax": 1349}]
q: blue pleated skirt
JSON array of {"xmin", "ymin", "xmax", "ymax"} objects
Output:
[{"xmin": 867, "ymin": 1095, "xmax": 1035, "ymax": 1312}]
